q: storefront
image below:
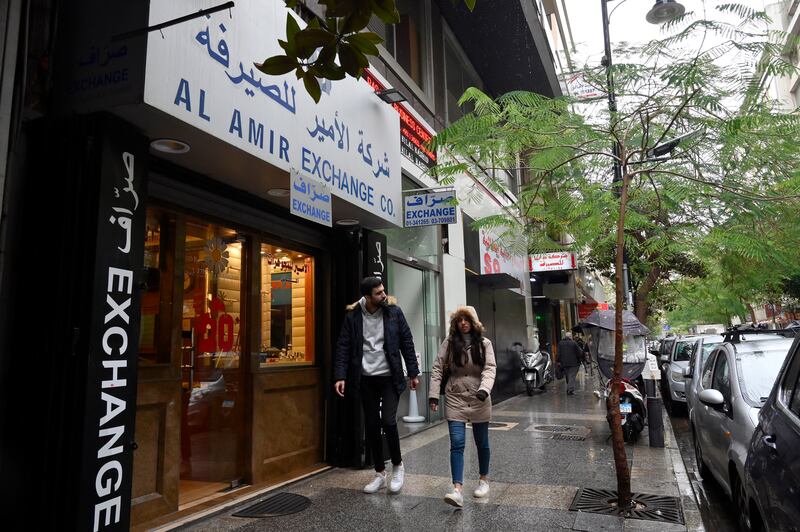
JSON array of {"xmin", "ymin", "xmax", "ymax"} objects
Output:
[{"xmin": 44, "ymin": 0, "xmax": 405, "ymax": 528}]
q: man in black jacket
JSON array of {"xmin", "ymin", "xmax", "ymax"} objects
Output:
[
  {"xmin": 557, "ymin": 332, "xmax": 583, "ymax": 395},
  {"xmin": 334, "ymin": 277, "xmax": 419, "ymax": 494}
]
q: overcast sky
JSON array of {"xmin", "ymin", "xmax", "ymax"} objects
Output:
[{"xmin": 560, "ymin": 0, "xmax": 768, "ymax": 69}]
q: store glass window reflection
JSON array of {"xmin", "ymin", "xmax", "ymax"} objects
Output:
[{"xmin": 260, "ymin": 243, "xmax": 315, "ymax": 367}]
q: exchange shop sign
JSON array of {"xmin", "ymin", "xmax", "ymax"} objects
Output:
[
  {"xmin": 143, "ymin": 0, "xmax": 402, "ymax": 226},
  {"xmin": 403, "ymin": 190, "xmax": 456, "ymax": 227},
  {"xmin": 290, "ymin": 168, "xmax": 332, "ymax": 227}
]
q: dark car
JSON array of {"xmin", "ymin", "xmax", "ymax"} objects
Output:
[{"xmin": 743, "ymin": 335, "xmax": 800, "ymax": 532}]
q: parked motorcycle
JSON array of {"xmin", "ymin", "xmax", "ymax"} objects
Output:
[
  {"xmin": 604, "ymin": 377, "xmax": 647, "ymax": 442},
  {"xmin": 520, "ymin": 347, "xmax": 553, "ymax": 396}
]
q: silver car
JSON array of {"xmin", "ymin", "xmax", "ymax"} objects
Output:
[
  {"xmin": 661, "ymin": 336, "xmax": 698, "ymax": 412},
  {"xmin": 692, "ymin": 334, "xmax": 795, "ymax": 506},
  {"xmin": 684, "ymin": 334, "xmax": 724, "ymax": 422}
]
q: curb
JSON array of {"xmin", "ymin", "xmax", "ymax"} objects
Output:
[{"xmin": 662, "ymin": 407, "xmax": 705, "ymax": 531}]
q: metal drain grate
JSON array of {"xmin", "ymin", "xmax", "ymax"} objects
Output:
[
  {"xmin": 569, "ymin": 488, "xmax": 684, "ymax": 525},
  {"xmin": 534, "ymin": 425, "xmax": 575, "ymax": 432},
  {"xmin": 553, "ymin": 433, "xmax": 586, "ymax": 441},
  {"xmin": 232, "ymin": 492, "xmax": 311, "ymax": 518}
]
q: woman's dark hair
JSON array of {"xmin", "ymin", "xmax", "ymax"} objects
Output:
[
  {"xmin": 447, "ymin": 311, "xmax": 486, "ymax": 368},
  {"xmin": 360, "ymin": 276, "xmax": 384, "ymax": 297}
]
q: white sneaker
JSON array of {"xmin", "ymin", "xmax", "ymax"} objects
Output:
[
  {"xmin": 363, "ymin": 472, "xmax": 386, "ymax": 493},
  {"xmin": 444, "ymin": 488, "xmax": 464, "ymax": 507},
  {"xmin": 473, "ymin": 480, "xmax": 490, "ymax": 498},
  {"xmin": 389, "ymin": 464, "xmax": 405, "ymax": 493}
]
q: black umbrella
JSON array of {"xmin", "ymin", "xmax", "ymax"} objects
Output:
[{"xmin": 578, "ymin": 309, "xmax": 650, "ymax": 336}]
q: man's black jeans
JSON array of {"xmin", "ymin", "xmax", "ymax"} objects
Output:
[{"xmin": 360, "ymin": 375, "xmax": 402, "ymax": 472}]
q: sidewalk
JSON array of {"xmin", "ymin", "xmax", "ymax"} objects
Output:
[{"xmin": 174, "ymin": 370, "xmax": 705, "ymax": 531}]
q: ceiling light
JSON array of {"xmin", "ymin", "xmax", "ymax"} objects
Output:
[
  {"xmin": 646, "ymin": 0, "xmax": 685, "ymax": 24},
  {"xmin": 150, "ymin": 138, "xmax": 190, "ymax": 154},
  {"xmin": 375, "ymin": 88, "xmax": 407, "ymax": 104},
  {"xmin": 297, "ymin": 254, "xmax": 303, "ymax": 258},
  {"xmin": 275, "ymin": 248, "xmax": 282, "ymax": 252},
  {"xmin": 335, "ymin": 219, "xmax": 360, "ymax": 226},
  {"xmin": 267, "ymin": 188, "xmax": 290, "ymax": 197}
]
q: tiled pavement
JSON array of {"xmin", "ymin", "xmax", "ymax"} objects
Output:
[{"xmin": 170, "ymin": 370, "xmax": 705, "ymax": 531}]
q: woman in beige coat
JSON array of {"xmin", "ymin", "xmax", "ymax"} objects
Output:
[{"xmin": 429, "ymin": 306, "xmax": 496, "ymax": 507}]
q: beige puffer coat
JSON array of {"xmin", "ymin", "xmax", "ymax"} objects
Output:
[{"xmin": 428, "ymin": 337, "xmax": 497, "ymax": 423}]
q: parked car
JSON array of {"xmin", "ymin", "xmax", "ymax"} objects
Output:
[
  {"xmin": 692, "ymin": 331, "xmax": 795, "ymax": 530},
  {"xmin": 743, "ymin": 335, "xmax": 800, "ymax": 532},
  {"xmin": 661, "ymin": 336, "xmax": 698, "ymax": 414},
  {"xmin": 684, "ymin": 334, "xmax": 724, "ymax": 422}
]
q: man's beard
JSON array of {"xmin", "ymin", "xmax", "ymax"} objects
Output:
[{"xmin": 379, "ymin": 298, "xmax": 389, "ymax": 308}]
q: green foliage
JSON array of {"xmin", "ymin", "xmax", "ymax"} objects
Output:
[
  {"xmin": 261, "ymin": 0, "xmax": 474, "ymax": 101},
  {"xmin": 434, "ymin": 4, "xmax": 800, "ymax": 323}
]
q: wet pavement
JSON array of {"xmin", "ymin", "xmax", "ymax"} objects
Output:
[
  {"xmin": 668, "ymin": 413, "xmax": 739, "ymax": 531},
  {"xmin": 165, "ymin": 369, "xmax": 705, "ymax": 531}
]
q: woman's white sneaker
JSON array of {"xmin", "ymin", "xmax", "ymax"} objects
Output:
[
  {"xmin": 473, "ymin": 480, "xmax": 490, "ymax": 498},
  {"xmin": 363, "ymin": 472, "xmax": 386, "ymax": 493},
  {"xmin": 444, "ymin": 488, "xmax": 464, "ymax": 507}
]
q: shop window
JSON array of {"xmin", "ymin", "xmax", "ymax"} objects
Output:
[
  {"xmin": 139, "ymin": 209, "xmax": 169, "ymax": 364},
  {"xmin": 259, "ymin": 243, "xmax": 315, "ymax": 367}
]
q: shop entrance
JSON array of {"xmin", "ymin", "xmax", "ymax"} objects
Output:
[{"xmin": 133, "ymin": 208, "xmax": 248, "ymax": 522}]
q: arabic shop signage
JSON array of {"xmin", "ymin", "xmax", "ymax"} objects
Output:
[
  {"xmin": 363, "ymin": 70, "xmax": 437, "ymax": 173},
  {"xmin": 480, "ymin": 228, "xmax": 525, "ymax": 277},
  {"xmin": 529, "ymin": 252, "xmax": 577, "ymax": 272},
  {"xmin": 578, "ymin": 302, "xmax": 608, "ymax": 320},
  {"xmin": 403, "ymin": 190, "xmax": 456, "ymax": 227},
  {"xmin": 290, "ymin": 168, "xmax": 332, "ymax": 227},
  {"xmin": 78, "ymin": 123, "xmax": 147, "ymax": 532},
  {"xmin": 143, "ymin": 0, "xmax": 402, "ymax": 226}
]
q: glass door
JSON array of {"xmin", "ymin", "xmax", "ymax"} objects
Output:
[{"xmin": 180, "ymin": 217, "xmax": 246, "ymax": 502}]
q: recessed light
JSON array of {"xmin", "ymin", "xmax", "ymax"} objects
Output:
[
  {"xmin": 275, "ymin": 249, "xmax": 282, "ymax": 253},
  {"xmin": 150, "ymin": 138, "xmax": 190, "ymax": 154},
  {"xmin": 335, "ymin": 219, "xmax": 360, "ymax": 226},
  {"xmin": 267, "ymin": 188, "xmax": 290, "ymax": 197},
  {"xmin": 297, "ymin": 254, "xmax": 303, "ymax": 258}
]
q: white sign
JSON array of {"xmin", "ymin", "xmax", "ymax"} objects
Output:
[
  {"xmin": 565, "ymin": 72, "xmax": 603, "ymax": 101},
  {"xmin": 479, "ymin": 228, "xmax": 525, "ymax": 276},
  {"xmin": 529, "ymin": 252, "xmax": 577, "ymax": 272},
  {"xmin": 290, "ymin": 169, "xmax": 332, "ymax": 227},
  {"xmin": 645, "ymin": 353, "xmax": 661, "ymax": 380},
  {"xmin": 144, "ymin": 0, "xmax": 402, "ymax": 225},
  {"xmin": 403, "ymin": 190, "xmax": 456, "ymax": 227}
]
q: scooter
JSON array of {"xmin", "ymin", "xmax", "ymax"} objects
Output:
[
  {"xmin": 520, "ymin": 347, "xmax": 553, "ymax": 396},
  {"xmin": 604, "ymin": 377, "xmax": 647, "ymax": 442}
]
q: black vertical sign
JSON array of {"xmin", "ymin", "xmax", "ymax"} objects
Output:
[
  {"xmin": 363, "ymin": 230, "xmax": 389, "ymax": 292},
  {"xmin": 78, "ymin": 121, "xmax": 147, "ymax": 531}
]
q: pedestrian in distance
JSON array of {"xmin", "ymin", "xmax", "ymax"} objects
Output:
[
  {"xmin": 557, "ymin": 331, "xmax": 582, "ymax": 395},
  {"xmin": 429, "ymin": 306, "xmax": 497, "ymax": 508},
  {"xmin": 333, "ymin": 276, "xmax": 420, "ymax": 495}
]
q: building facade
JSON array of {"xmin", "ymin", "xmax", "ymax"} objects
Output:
[{"xmin": 0, "ymin": 0, "xmax": 563, "ymax": 529}]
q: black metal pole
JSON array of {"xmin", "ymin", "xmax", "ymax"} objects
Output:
[{"xmin": 601, "ymin": 0, "xmax": 629, "ymax": 309}]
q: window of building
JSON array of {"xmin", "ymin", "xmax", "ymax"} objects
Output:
[
  {"xmin": 371, "ymin": 0, "xmax": 429, "ymax": 91},
  {"xmin": 444, "ymin": 33, "xmax": 481, "ymax": 123},
  {"xmin": 259, "ymin": 243, "xmax": 315, "ymax": 367}
]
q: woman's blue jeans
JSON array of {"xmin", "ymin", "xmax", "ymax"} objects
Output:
[{"xmin": 448, "ymin": 420, "xmax": 490, "ymax": 485}]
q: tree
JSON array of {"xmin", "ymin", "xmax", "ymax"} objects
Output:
[
  {"xmin": 433, "ymin": 3, "xmax": 800, "ymax": 509},
  {"xmin": 256, "ymin": 0, "xmax": 476, "ymax": 101}
]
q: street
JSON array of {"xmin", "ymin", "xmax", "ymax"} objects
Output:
[{"xmin": 668, "ymin": 413, "xmax": 739, "ymax": 531}]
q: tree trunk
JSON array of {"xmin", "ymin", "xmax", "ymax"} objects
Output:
[
  {"xmin": 633, "ymin": 265, "xmax": 661, "ymax": 325},
  {"xmin": 746, "ymin": 302, "xmax": 757, "ymax": 324},
  {"xmin": 610, "ymin": 170, "xmax": 632, "ymax": 509}
]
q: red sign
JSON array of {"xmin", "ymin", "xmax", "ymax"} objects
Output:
[
  {"xmin": 578, "ymin": 302, "xmax": 609, "ymax": 320},
  {"xmin": 364, "ymin": 70, "xmax": 436, "ymax": 171}
]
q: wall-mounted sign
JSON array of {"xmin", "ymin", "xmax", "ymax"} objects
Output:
[
  {"xmin": 578, "ymin": 302, "xmax": 609, "ymax": 320},
  {"xmin": 529, "ymin": 252, "xmax": 577, "ymax": 272},
  {"xmin": 403, "ymin": 190, "xmax": 456, "ymax": 227},
  {"xmin": 143, "ymin": 0, "xmax": 402, "ymax": 225},
  {"xmin": 565, "ymin": 71, "xmax": 603, "ymax": 101},
  {"xmin": 364, "ymin": 230, "xmax": 389, "ymax": 290},
  {"xmin": 290, "ymin": 168, "xmax": 332, "ymax": 227},
  {"xmin": 480, "ymin": 228, "xmax": 525, "ymax": 276},
  {"xmin": 363, "ymin": 70, "xmax": 436, "ymax": 173}
]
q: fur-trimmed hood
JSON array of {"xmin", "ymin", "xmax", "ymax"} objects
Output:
[
  {"xmin": 449, "ymin": 305, "xmax": 485, "ymax": 334},
  {"xmin": 345, "ymin": 295, "xmax": 398, "ymax": 312}
]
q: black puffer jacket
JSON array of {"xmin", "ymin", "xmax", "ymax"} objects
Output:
[{"xmin": 333, "ymin": 296, "xmax": 419, "ymax": 397}]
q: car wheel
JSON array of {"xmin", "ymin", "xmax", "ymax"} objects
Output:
[
  {"xmin": 693, "ymin": 429, "xmax": 710, "ymax": 479},
  {"xmin": 733, "ymin": 473, "xmax": 754, "ymax": 532}
]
